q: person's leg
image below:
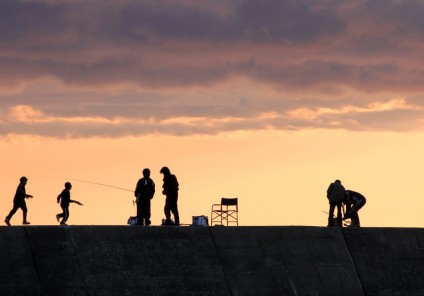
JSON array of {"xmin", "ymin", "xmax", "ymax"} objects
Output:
[
  {"xmin": 336, "ymin": 202, "xmax": 342, "ymax": 226},
  {"xmin": 21, "ymin": 201, "xmax": 29, "ymax": 224},
  {"xmin": 168, "ymin": 194, "xmax": 179, "ymax": 225},
  {"xmin": 5, "ymin": 202, "xmax": 20, "ymax": 224},
  {"xmin": 136, "ymin": 201, "xmax": 144, "ymax": 225},
  {"xmin": 57, "ymin": 205, "xmax": 65, "ymax": 222},
  {"xmin": 164, "ymin": 197, "xmax": 171, "ymax": 223},
  {"xmin": 350, "ymin": 212, "xmax": 359, "ymax": 225},
  {"xmin": 143, "ymin": 199, "xmax": 151, "ymax": 226},
  {"xmin": 350, "ymin": 199, "xmax": 366, "ymax": 226},
  {"xmin": 328, "ymin": 202, "xmax": 336, "ymax": 226},
  {"xmin": 61, "ymin": 207, "xmax": 69, "ymax": 224},
  {"xmin": 171, "ymin": 202, "xmax": 179, "ymax": 225}
]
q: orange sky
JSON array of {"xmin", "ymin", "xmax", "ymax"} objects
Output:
[{"xmin": 2, "ymin": 130, "xmax": 424, "ymax": 227}]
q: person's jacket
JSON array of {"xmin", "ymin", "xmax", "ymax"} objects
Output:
[
  {"xmin": 57, "ymin": 189, "xmax": 71, "ymax": 207},
  {"xmin": 327, "ymin": 182, "xmax": 345, "ymax": 203},
  {"xmin": 14, "ymin": 184, "xmax": 27, "ymax": 202},
  {"xmin": 346, "ymin": 190, "xmax": 366, "ymax": 206},
  {"xmin": 162, "ymin": 174, "xmax": 179, "ymax": 196},
  {"xmin": 135, "ymin": 177, "xmax": 155, "ymax": 199}
]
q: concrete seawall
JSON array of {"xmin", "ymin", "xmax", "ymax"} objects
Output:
[{"xmin": 1, "ymin": 226, "xmax": 424, "ymax": 296}]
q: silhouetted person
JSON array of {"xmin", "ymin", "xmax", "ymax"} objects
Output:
[
  {"xmin": 160, "ymin": 166, "xmax": 179, "ymax": 226},
  {"xmin": 134, "ymin": 168, "xmax": 155, "ymax": 226},
  {"xmin": 5, "ymin": 176, "xmax": 33, "ymax": 226},
  {"xmin": 326, "ymin": 179, "xmax": 345, "ymax": 227},
  {"xmin": 343, "ymin": 190, "xmax": 366, "ymax": 227},
  {"xmin": 56, "ymin": 182, "xmax": 83, "ymax": 225}
]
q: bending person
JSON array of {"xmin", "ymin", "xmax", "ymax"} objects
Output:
[
  {"xmin": 344, "ymin": 190, "xmax": 366, "ymax": 227},
  {"xmin": 134, "ymin": 168, "xmax": 155, "ymax": 226}
]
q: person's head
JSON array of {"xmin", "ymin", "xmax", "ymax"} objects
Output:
[
  {"xmin": 142, "ymin": 168, "xmax": 150, "ymax": 177},
  {"xmin": 160, "ymin": 166, "xmax": 170, "ymax": 176},
  {"xmin": 20, "ymin": 176, "xmax": 28, "ymax": 185},
  {"xmin": 335, "ymin": 179, "xmax": 341, "ymax": 184},
  {"xmin": 65, "ymin": 182, "xmax": 72, "ymax": 190}
]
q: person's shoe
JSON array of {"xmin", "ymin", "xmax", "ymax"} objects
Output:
[
  {"xmin": 22, "ymin": 221, "xmax": 30, "ymax": 225},
  {"xmin": 4, "ymin": 218, "xmax": 11, "ymax": 226},
  {"xmin": 348, "ymin": 224, "xmax": 360, "ymax": 227},
  {"xmin": 56, "ymin": 214, "xmax": 60, "ymax": 222},
  {"xmin": 145, "ymin": 220, "xmax": 151, "ymax": 226}
]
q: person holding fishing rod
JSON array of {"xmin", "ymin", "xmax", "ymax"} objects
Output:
[
  {"xmin": 134, "ymin": 168, "xmax": 155, "ymax": 226},
  {"xmin": 5, "ymin": 176, "xmax": 33, "ymax": 226},
  {"xmin": 56, "ymin": 182, "xmax": 83, "ymax": 225}
]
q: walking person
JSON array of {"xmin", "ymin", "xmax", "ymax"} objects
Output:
[
  {"xmin": 343, "ymin": 190, "xmax": 366, "ymax": 227},
  {"xmin": 160, "ymin": 167, "xmax": 180, "ymax": 226},
  {"xmin": 326, "ymin": 179, "xmax": 345, "ymax": 227},
  {"xmin": 5, "ymin": 176, "xmax": 33, "ymax": 226},
  {"xmin": 134, "ymin": 168, "xmax": 155, "ymax": 226},
  {"xmin": 56, "ymin": 182, "xmax": 83, "ymax": 225}
]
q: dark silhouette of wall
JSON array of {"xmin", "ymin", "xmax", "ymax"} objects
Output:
[{"xmin": 1, "ymin": 226, "xmax": 424, "ymax": 295}]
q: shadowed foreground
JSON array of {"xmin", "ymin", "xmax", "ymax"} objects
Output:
[{"xmin": 1, "ymin": 226, "xmax": 424, "ymax": 296}]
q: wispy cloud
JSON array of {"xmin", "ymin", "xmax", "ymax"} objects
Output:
[{"xmin": 1, "ymin": 0, "xmax": 424, "ymax": 137}]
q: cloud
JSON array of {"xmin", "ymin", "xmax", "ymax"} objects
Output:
[{"xmin": 1, "ymin": 0, "xmax": 424, "ymax": 137}]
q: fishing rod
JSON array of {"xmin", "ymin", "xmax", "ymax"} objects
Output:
[{"xmin": 38, "ymin": 175, "xmax": 134, "ymax": 193}]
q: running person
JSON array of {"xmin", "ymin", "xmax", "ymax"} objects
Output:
[
  {"xmin": 56, "ymin": 182, "xmax": 83, "ymax": 225},
  {"xmin": 5, "ymin": 176, "xmax": 33, "ymax": 226}
]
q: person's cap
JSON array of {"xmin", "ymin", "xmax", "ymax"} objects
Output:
[{"xmin": 160, "ymin": 167, "xmax": 170, "ymax": 174}]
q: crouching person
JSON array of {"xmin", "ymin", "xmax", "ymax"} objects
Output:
[{"xmin": 344, "ymin": 190, "xmax": 366, "ymax": 227}]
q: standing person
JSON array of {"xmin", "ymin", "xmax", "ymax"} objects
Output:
[
  {"xmin": 326, "ymin": 179, "xmax": 345, "ymax": 227},
  {"xmin": 56, "ymin": 182, "xmax": 83, "ymax": 225},
  {"xmin": 343, "ymin": 190, "xmax": 366, "ymax": 227},
  {"xmin": 134, "ymin": 168, "xmax": 155, "ymax": 226},
  {"xmin": 160, "ymin": 166, "xmax": 180, "ymax": 226},
  {"xmin": 5, "ymin": 176, "xmax": 33, "ymax": 226}
]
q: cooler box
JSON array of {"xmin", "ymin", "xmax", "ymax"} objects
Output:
[
  {"xmin": 127, "ymin": 216, "xmax": 138, "ymax": 225},
  {"xmin": 192, "ymin": 215, "xmax": 208, "ymax": 226}
]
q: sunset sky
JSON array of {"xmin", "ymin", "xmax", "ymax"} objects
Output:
[{"xmin": 1, "ymin": 0, "xmax": 424, "ymax": 227}]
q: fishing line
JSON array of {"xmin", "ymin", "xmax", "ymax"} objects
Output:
[{"xmin": 37, "ymin": 175, "xmax": 134, "ymax": 193}]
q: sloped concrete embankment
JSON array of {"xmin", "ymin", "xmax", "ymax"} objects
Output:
[{"xmin": 1, "ymin": 226, "xmax": 424, "ymax": 295}]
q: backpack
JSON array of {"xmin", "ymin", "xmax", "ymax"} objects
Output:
[{"xmin": 327, "ymin": 182, "xmax": 345, "ymax": 203}]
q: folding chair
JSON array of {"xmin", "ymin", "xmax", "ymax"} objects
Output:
[{"xmin": 211, "ymin": 198, "xmax": 238, "ymax": 226}]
